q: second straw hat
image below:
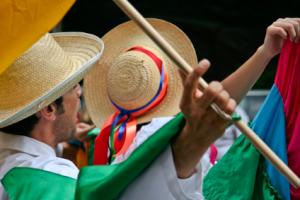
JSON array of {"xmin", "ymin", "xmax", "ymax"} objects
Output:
[{"xmin": 84, "ymin": 18, "xmax": 198, "ymax": 127}]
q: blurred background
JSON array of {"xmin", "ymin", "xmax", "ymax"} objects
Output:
[{"xmin": 57, "ymin": 0, "xmax": 300, "ymax": 118}]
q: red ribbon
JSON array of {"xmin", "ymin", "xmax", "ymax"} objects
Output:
[{"xmin": 93, "ymin": 47, "xmax": 168, "ymax": 165}]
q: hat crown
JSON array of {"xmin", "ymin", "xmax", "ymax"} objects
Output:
[
  {"xmin": 107, "ymin": 48, "xmax": 162, "ymax": 110},
  {"xmin": 0, "ymin": 34, "xmax": 75, "ymax": 111}
]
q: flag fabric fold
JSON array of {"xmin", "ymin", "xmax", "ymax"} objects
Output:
[
  {"xmin": 275, "ymin": 40, "xmax": 300, "ymax": 200},
  {"xmin": 1, "ymin": 113, "xmax": 185, "ymax": 200},
  {"xmin": 0, "ymin": 0, "xmax": 75, "ymax": 74},
  {"xmin": 203, "ymin": 85, "xmax": 286, "ymax": 199},
  {"xmin": 75, "ymin": 113, "xmax": 185, "ymax": 200},
  {"xmin": 203, "ymin": 40, "xmax": 300, "ymax": 200},
  {"xmin": 2, "ymin": 167, "xmax": 76, "ymax": 200}
]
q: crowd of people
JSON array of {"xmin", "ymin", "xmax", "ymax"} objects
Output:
[{"xmin": 0, "ymin": 7, "xmax": 299, "ymax": 199}]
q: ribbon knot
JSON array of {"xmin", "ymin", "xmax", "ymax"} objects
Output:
[{"xmin": 94, "ymin": 47, "xmax": 168, "ymax": 165}]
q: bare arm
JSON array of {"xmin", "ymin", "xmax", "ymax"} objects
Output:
[
  {"xmin": 222, "ymin": 18, "xmax": 300, "ymax": 103},
  {"xmin": 170, "ymin": 18, "xmax": 300, "ymax": 179}
]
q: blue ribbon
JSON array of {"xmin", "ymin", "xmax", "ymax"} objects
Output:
[{"xmin": 109, "ymin": 65, "xmax": 165, "ymax": 142}]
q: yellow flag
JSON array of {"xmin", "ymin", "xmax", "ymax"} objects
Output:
[{"xmin": 0, "ymin": 0, "xmax": 75, "ymax": 74}]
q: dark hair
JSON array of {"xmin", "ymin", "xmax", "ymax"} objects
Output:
[{"xmin": 0, "ymin": 97, "xmax": 64, "ymax": 136}]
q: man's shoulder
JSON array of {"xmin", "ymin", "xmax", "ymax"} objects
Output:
[{"xmin": 0, "ymin": 152, "xmax": 78, "ymax": 179}]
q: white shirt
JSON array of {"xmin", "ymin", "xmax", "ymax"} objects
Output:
[
  {"xmin": 0, "ymin": 117, "xmax": 207, "ymax": 200},
  {"xmin": 114, "ymin": 117, "xmax": 206, "ymax": 199},
  {"xmin": 0, "ymin": 132, "xmax": 79, "ymax": 200}
]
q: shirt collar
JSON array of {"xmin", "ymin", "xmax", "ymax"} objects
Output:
[{"xmin": 0, "ymin": 132, "xmax": 56, "ymax": 157}]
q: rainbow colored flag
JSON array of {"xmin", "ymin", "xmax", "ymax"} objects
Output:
[
  {"xmin": 0, "ymin": 0, "xmax": 75, "ymax": 74},
  {"xmin": 203, "ymin": 40, "xmax": 300, "ymax": 200}
]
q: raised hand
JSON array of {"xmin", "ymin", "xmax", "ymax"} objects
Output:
[
  {"xmin": 172, "ymin": 59, "xmax": 236, "ymax": 178},
  {"xmin": 261, "ymin": 18, "xmax": 300, "ymax": 59},
  {"xmin": 75, "ymin": 122, "xmax": 95, "ymax": 142}
]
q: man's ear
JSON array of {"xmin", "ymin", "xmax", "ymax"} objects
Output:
[{"xmin": 38, "ymin": 103, "xmax": 57, "ymax": 121}]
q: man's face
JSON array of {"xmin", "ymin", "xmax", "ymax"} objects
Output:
[{"xmin": 53, "ymin": 84, "xmax": 82, "ymax": 143}]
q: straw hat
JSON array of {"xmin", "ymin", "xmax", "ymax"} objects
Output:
[
  {"xmin": 84, "ymin": 18, "xmax": 198, "ymax": 128},
  {"xmin": 0, "ymin": 32, "xmax": 104, "ymax": 128}
]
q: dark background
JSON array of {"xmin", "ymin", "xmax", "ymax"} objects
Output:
[{"xmin": 62, "ymin": 0, "xmax": 300, "ymax": 89}]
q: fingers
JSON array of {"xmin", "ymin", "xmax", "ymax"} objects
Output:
[
  {"xmin": 224, "ymin": 98, "xmax": 236, "ymax": 115},
  {"xmin": 214, "ymin": 91, "xmax": 236, "ymax": 115},
  {"xmin": 196, "ymin": 81, "xmax": 223, "ymax": 110},
  {"xmin": 75, "ymin": 122, "xmax": 95, "ymax": 141},
  {"xmin": 180, "ymin": 58, "xmax": 236, "ymax": 119},
  {"xmin": 286, "ymin": 18, "xmax": 300, "ymax": 42},
  {"xmin": 201, "ymin": 107, "xmax": 230, "ymax": 132},
  {"xmin": 180, "ymin": 59, "xmax": 210, "ymax": 109},
  {"xmin": 271, "ymin": 18, "xmax": 300, "ymax": 42},
  {"xmin": 197, "ymin": 81, "xmax": 236, "ymax": 115},
  {"xmin": 273, "ymin": 20, "xmax": 296, "ymax": 40},
  {"xmin": 200, "ymin": 94, "xmax": 236, "ymax": 134},
  {"xmin": 267, "ymin": 26, "xmax": 287, "ymax": 39}
]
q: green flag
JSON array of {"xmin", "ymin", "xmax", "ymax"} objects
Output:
[
  {"xmin": 2, "ymin": 167, "xmax": 76, "ymax": 200},
  {"xmin": 203, "ymin": 135, "xmax": 281, "ymax": 200},
  {"xmin": 1, "ymin": 113, "xmax": 185, "ymax": 200}
]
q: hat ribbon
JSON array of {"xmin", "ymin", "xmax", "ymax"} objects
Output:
[{"xmin": 94, "ymin": 46, "xmax": 169, "ymax": 165}]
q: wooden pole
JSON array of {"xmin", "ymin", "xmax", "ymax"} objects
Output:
[{"xmin": 113, "ymin": 0, "xmax": 300, "ymax": 188}]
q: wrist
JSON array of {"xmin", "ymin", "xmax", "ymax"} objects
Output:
[
  {"xmin": 171, "ymin": 124, "xmax": 211, "ymax": 178},
  {"xmin": 256, "ymin": 45, "xmax": 276, "ymax": 62}
]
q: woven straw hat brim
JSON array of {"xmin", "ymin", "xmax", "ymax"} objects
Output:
[
  {"xmin": 84, "ymin": 18, "xmax": 197, "ymax": 128},
  {"xmin": 0, "ymin": 32, "xmax": 104, "ymax": 128}
]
